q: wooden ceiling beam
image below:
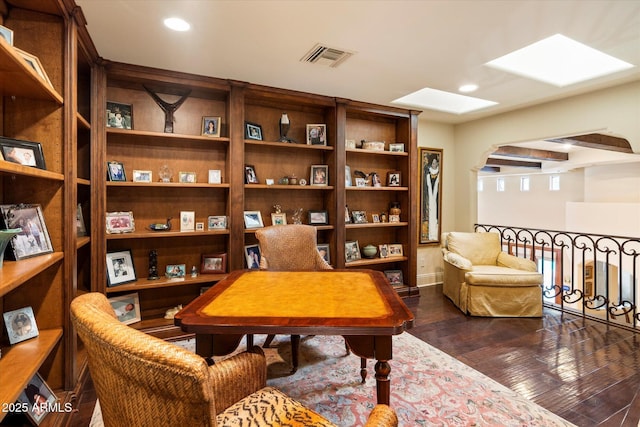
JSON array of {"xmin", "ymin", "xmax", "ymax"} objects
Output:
[
  {"xmin": 547, "ymin": 133, "xmax": 633, "ymax": 154},
  {"xmin": 492, "ymin": 145, "xmax": 568, "ymax": 161},
  {"xmin": 485, "ymin": 158, "xmax": 541, "ymax": 168}
]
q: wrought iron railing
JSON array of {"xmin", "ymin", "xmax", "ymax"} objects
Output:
[{"xmin": 475, "ymin": 224, "xmax": 640, "ymax": 331}]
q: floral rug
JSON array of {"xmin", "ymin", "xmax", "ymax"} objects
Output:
[{"xmin": 91, "ymin": 333, "xmax": 575, "ymax": 426}]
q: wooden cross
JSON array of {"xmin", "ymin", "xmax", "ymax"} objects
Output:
[{"xmin": 143, "ymin": 85, "xmax": 191, "ymax": 133}]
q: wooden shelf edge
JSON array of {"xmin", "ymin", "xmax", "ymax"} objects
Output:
[
  {"xmin": 107, "ymin": 182, "xmax": 230, "ymax": 188},
  {"xmin": 0, "ymin": 253, "xmax": 65, "ymax": 298},
  {"xmin": 0, "ymin": 328, "xmax": 63, "ymax": 421},
  {"xmin": 77, "ymin": 236, "xmax": 90, "ymax": 249},
  {"xmin": 0, "ymin": 161, "xmax": 65, "ymax": 181},
  {"xmin": 344, "ymin": 256, "xmax": 408, "ymax": 267},
  {"xmin": 346, "ymin": 148, "xmax": 408, "ymax": 156},
  {"xmin": 245, "ymin": 184, "xmax": 334, "ymax": 190},
  {"xmin": 245, "ymin": 140, "xmax": 334, "ymax": 151},
  {"xmin": 105, "ymin": 273, "xmax": 227, "ymax": 293},
  {"xmin": 346, "ymin": 222, "xmax": 408, "ymax": 229},
  {"xmin": 346, "ymin": 186, "xmax": 408, "ymax": 191},
  {"xmin": 106, "ymin": 128, "xmax": 230, "ymax": 144},
  {"xmin": 106, "ymin": 229, "xmax": 230, "ymax": 240}
]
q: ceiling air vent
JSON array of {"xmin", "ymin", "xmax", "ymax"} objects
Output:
[{"xmin": 301, "ymin": 43, "xmax": 354, "ymax": 68}]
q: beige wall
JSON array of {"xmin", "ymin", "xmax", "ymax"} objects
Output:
[{"xmin": 416, "ymin": 80, "xmax": 640, "ymax": 286}]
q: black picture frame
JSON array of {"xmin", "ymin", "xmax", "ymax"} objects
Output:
[
  {"xmin": 244, "ymin": 122, "xmax": 263, "ymax": 140},
  {"xmin": 245, "ymin": 164, "xmax": 259, "ymax": 184},
  {"xmin": 107, "ymin": 161, "xmax": 126, "ymax": 181},
  {"xmin": 0, "ymin": 203, "xmax": 53, "ymax": 260},
  {"xmin": 0, "ymin": 137, "xmax": 46, "ymax": 170},
  {"xmin": 106, "ymin": 249, "xmax": 137, "ymax": 287},
  {"xmin": 308, "ymin": 210, "xmax": 328, "ymax": 225},
  {"xmin": 106, "ymin": 101, "xmax": 133, "ymax": 129}
]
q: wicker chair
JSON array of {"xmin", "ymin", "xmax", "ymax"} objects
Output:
[{"xmin": 70, "ymin": 292, "xmax": 397, "ymax": 427}]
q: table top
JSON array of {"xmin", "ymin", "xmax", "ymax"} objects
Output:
[{"xmin": 175, "ymin": 269, "xmax": 414, "ymax": 336}]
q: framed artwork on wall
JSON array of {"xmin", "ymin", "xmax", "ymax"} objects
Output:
[{"xmin": 419, "ymin": 147, "xmax": 443, "ymax": 244}]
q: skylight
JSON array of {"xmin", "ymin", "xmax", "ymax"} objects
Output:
[
  {"xmin": 392, "ymin": 88, "xmax": 498, "ymax": 114},
  {"xmin": 485, "ymin": 34, "xmax": 634, "ymax": 87}
]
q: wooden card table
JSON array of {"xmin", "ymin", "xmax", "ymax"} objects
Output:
[{"xmin": 174, "ymin": 269, "xmax": 414, "ymax": 405}]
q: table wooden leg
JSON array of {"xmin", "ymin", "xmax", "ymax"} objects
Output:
[
  {"xmin": 374, "ymin": 360, "xmax": 391, "ymax": 405},
  {"xmin": 360, "ymin": 357, "xmax": 367, "ymax": 383},
  {"xmin": 195, "ymin": 333, "xmax": 213, "ymax": 357},
  {"xmin": 291, "ymin": 334, "xmax": 300, "ymax": 373},
  {"xmin": 344, "ymin": 335, "xmax": 393, "ymax": 405}
]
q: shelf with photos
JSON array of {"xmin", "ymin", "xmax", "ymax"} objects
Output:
[
  {"xmin": 245, "ymin": 139, "xmax": 334, "ymax": 151},
  {"xmin": 107, "ymin": 181, "xmax": 230, "ymax": 189},
  {"xmin": 0, "ymin": 160, "xmax": 64, "ymax": 181},
  {"xmin": 106, "ymin": 229, "xmax": 230, "ymax": 240},
  {"xmin": 0, "ymin": 252, "xmax": 65, "ymax": 298},
  {"xmin": 345, "ymin": 256, "xmax": 408, "ymax": 267},
  {"xmin": 105, "ymin": 273, "xmax": 228, "ymax": 294},
  {"xmin": 346, "ymin": 186, "xmax": 409, "ymax": 191},
  {"xmin": 106, "ymin": 127, "xmax": 231, "ymax": 145},
  {"xmin": 346, "ymin": 221, "xmax": 408, "ymax": 229},
  {"xmin": 345, "ymin": 147, "xmax": 409, "ymax": 157},
  {"xmin": 244, "ymin": 184, "xmax": 334, "ymax": 191}
]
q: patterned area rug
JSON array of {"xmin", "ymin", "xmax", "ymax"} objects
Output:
[{"xmin": 91, "ymin": 333, "xmax": 575, "ymax": 426}]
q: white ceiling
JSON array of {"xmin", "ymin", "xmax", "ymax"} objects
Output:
[{"xmin": 75, "ymin": 0, "xmax": 640, "ymax": 125}]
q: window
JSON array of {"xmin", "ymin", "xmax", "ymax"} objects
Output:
[
  {"xmin": 477, "ymin": 179, "xmax": 484, "ymax": 192},
  {"xmin": 549, "ymin": 175, "xmax": 560, "ymax": 191},
  {"xmin": 496, "ymin": 177, "xmax": 505, "ymax": 192},
  {"xmin": 520, "ymin": 176, "xmax": 530, "ymax": 191}
]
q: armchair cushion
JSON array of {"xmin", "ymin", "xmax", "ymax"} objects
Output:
[
  {"xmin": 497, "ymin": 252, "xmax": 537, "ymax": 271},
  {"xmin": 444, "ymin": 252, "xmax": 473, "ymax": 270},
  {"xmin": 447, "ymin": 232, "xmax": 501, "ymax": 265},
  {"xmin": 466, "ymin": 265, "xmax": 543, "ymax": 287}
]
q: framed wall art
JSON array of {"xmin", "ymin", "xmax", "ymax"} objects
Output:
[
  {"xmin": 419, "ymin": 147, "xmax": 443, "ymax": 244},
  {"xmin": 0, "ymin": 203, "xmax": 53, "ymax": 260},
  {"xmin": 201, "ymin": 253, "xmax": 227, "ymax": 274},
  {"xmin": 106, "ymin": 101, "xmax": 133, "ymax": 129},
  {"xmin": 202, "ymin": 116, "xmax": 221, "ymax": 137},
  {"xmin": 106, "ymin": 211, "xmax": 135, "ymax": 234},
  {"xmin": 106, "ymin": 249, "xmax": 137, "ymax": 287},
  {"xmin": 108, "ymin": 292, "xmax": 141, "ymax": 325},
  {"xmin": 0, "ymin": 137, "xmax": 46, "ymax": 169}
]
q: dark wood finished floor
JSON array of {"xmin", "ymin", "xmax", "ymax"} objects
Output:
[{"xmin": 68, "ymin": 284, "xmax": 640, "ymax": 427}]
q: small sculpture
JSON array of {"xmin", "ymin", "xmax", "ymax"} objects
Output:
[
  {"xmin": 191, "ymin": 266, "xmax": 198, "ymax": 278},
  {"xmin": 278, "ymin": 112, "xmax": 296, "ymax": 143},
  {"xmin": 164, "ymin": 304, "xmax": 183, "ymax": 319},
  {"xmin": 148, "ymin": 250, "xmax": 159, "ymax": 280},
  {"xmin": 143, "ymin": 85, "xmax": 191, "ymax": 133},
  {"xmin": 273, "ymin": 204, "xmax": 282, "ymax": 214},
  {"xmin": 149, "ymin": 218, "xmax": 172, "ymax": 231},
  {"xmin": 158, "ymin": 164, "xmax": 173, "ymax": 182}
]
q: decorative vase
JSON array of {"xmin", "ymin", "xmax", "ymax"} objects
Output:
[
  {"xmin": 0, "ymin": 228, "xmax": 21, "ymax": 267},
  {"xmin": 389, "ymin": 202, "xmax": 401, "ymax": 216},
  {"xmin": 362, "ymin": 244, "xmax": 377, "ymax": 258}
]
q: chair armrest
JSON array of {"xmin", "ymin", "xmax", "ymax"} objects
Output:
[
  {"xmin": 443, "ymin": 251, "xmax": 473, "ymax": 271},
  {"xmin": 208, "ymin": 347, "xmax": 267, "ymax": 414},
  {"xmin": 497, "ymin": 252, "xmax": 537, "ymax": 271},
  {"xmin": 364, "ymin": 404, "xmax": 398, "ymax": 427}
]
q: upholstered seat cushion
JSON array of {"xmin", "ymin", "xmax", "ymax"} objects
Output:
[
  {"xmin": 217, "ymin": 387, "xmax": 336, "ymax": 427},
  {"xmin": 466, "ymin": 265, "xmax": 543, "ymax": 287}
]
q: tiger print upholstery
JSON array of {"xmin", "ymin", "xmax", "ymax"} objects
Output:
[{"xmin": 71, "ymin": 292, "xmax": 397, "ymax": 427}]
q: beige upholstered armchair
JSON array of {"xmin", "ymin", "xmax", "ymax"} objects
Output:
[
  {"xmin": 441, "ymin": 232, "xmax": 544, "ymax": 317},
  {"xmin": 71, "ymin": 292, "xmax": 397, "ymax": 427}
]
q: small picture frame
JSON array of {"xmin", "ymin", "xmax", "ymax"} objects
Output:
[
  {"xmin": 208, "ymin": 169, "xmax": 222, "ymax": 184},
  {"xmin": 106, "ymin": 101, "xmax": 133, "ymax": 129},
  {"xmin": 3, "ymin": 306, "xmax": 39, "ymax": 345},
  {"xmin": 345, "ymin": 165, "xmax": 352, "ymax": 187},
  {"xmin": 345, "ymin": 241, "xmax": 361, "ymax": 263},
  {"xmin": 345, "ymin": 205, "xmax": 351, "ymax": 223},
  {"xmin": 310, "ymin": 164, "xmax": 328, "ymax": 186},
  {"xmin": 243, "ymin": 211, "xmax": 264, "ymax": 229},
  {"xmin": 207, "ymin": 215, "xmax": 227, "ymax": 230},
  {"xmin": 180, "ymin": 211, "xmax": 195, "ymax": 232},
  {"xmin": 355, "ymin": 178, "xmax": 367, "ymax": 187},
  {"xmin": 384, "ymin": 269, "xmax": 404, "ymax": 286},
  {"xmin": 244, "ymin": 244, "xmax": 261, "ymax": 269},
  {"xmin": 378, "ymin": 244, "xmax": 389, "ymax": 258},
  {"xmin": 0, "ymin": 203, "xmax": 54, "ymax": 260},
  {"xmin": 107, "ymin": 161, "xmax": 126, "ymax": 181},
  {"xmin": 165, "ymin": 264, "xmax": 186, "ymax": 279},
  {"xmin": 201, "ymin": 253, "xmax": 227, "ymax": 274},
  {"xmin": 387, "ymin": 171, "xmax": 401, "ymax": 187},
  {"xmin": 389, "ymin": 214, "xmax": 400, "ymax": 223},
  {"xmin": 317, "ymin": 244, "xmax": 330, "ymax": 264},
  {"xmin": 202, "ymin": 116, "xmax": 221, "ymax": 137},
  {"xmin": 0, "ymin": 24, "xmax": 14, "ymax": 46},
  {"xmin": 308, "ymin": 210, "xmax": 328, "ymax": 225},
  {"xmin": 195, "ymin": 222, "xmax": 204, "ymax": 231},
  {"xmin": 105, "ymin": 211, "xmax": 135, "ymax": 234},
  {"xmin": 245, "ymin": 122, "xmax": 263, "ymax": 140},
  {"xmin": 372, "ymin": 213, "xmax": 380, "ymax": 223},
  {"xmin": 179, "ymin": 171, "xmax": 197, "ymax": 183},
  {"xmin": 14, "ymin": 48, "xmax": 52, "ymax": 88},
  {"xmin": 351, "ymin": 210, "xmax": 367, "ymax": 224},
  {"xmin": 106, "ymin": 250, "xmax": 137, "ymax": 287},
  {"xmin": 132, "ymin": 170, "xmax": 152, "ymax": 183},
  {"xmin": 17, "ymin": 372, "xmax": 57, "ymax": 425},
  {"xmin": 245, "ymin": 164, "xmax": 259, "ymax": 184},
  {"xmin": 108, "ymin": 292, "xmax": 141, "ymax": 325},
  {"xmin": 388, "ymin": 244, "xmax": 404, "ymax": 257},
  {"xmin": 389, "ymin": 143, "xmax": 405, "ymax": 152},
  {"xmin": 345, "ymin": 139, "xmax": 356, "ymax": 149},
  {"xmin": 306, "ymin": 124, "xmax": 327, "ymax": 145},
  {"xmin": 271, "ymin": 212, "xmax": 287, "ymax": 226},
  {"xmin": 0, "ymin": 137, "xmax": 46, "ymax": 170},
  {"xmin": 77, "ymin": 203, "xmax": 87, "ymax": 237}
]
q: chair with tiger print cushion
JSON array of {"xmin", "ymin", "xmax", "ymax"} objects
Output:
[{"xmin": 71, "ymin": 292, "xmax": 398, "ymax": 427}]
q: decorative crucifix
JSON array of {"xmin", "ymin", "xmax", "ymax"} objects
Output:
[{"xmin": 143, "ymin": 85, "xmax": 191, "ymax": 133}]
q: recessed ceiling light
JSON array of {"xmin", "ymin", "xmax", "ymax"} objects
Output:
[
  {"xmin": 486, "ymin": 34, "xmax": 634, "ymax": 87},
  {"xmin": 458, "ymin": 84, "xmax": 478, "ymax": 93},
  {"xmin": 392, "ymin": 87, "xmax": 498, "ymax": 114},
  {"xmin": 164, "ymin": 17, "xmax": 191, "ymax": 32}
]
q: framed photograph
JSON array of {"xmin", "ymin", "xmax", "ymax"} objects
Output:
[
  {"xmin": 245, "ymin": 122, "xmax": 263, "ymax": 140},
  {"xmin": 345, "ymin": 165, "xmax": 352, "ymax": 187},
  {"xmin": 165, "ymin": 264, "xmax": 186, "ymax": 278},
  {"xmin": 306, "ymin": 124, "xmax": 327, "ymax": 145},
  {"xmin": 384, "ymin": 269, "xmax": 404, "ymax": 286},
  {"xmin": 351, "ymin": 210, "xmax": 367, "ymax": 224},
  {"xmin": 3, "ymin": 306, "xmax": 39, "ymax": 345},
  {"xmin": 180, "ymin": 211, "xmax": 195, "ymax": 232},
  {"xmin": 106, "ymin": 101, "xmax": 133, "ymax": 129},
  {"xmin": 271, "ymin": 212, "xmax": 287, "ymax": 226},
  {"xmin": 0, "ymin": 204, "xmax": 53, "ymax": 260},
  {"xmin": 132, "ymin": 170, "xmax": 152, "ymax": 183},
  {"xmin": 345, "ymin": 240, "xmax": 361, "ymax": 263},
  {"xmin": 0, "ymin": 24, "xmax": 14, "ymax": 45},
  {"xmin": 310, "ymin": 164, "xmax": 328, "ymax": 186},
  {"xmin": 345, "ymin": 205, "xmax": 351, "ymax": 223},
  {"xmin": 245, "ymin": 164, "xmax": 259, "ymax": 184},
  {"xmin": 345, "ymin": 139, "xmax": 356, "ymax": 149},
  {"xmin": 208, "ymin": 169, "xmax": 222, "ymax": 184},
  {"xmin": 77, "ymin": 203, "xmax": 87, "ymax": 237},
  {"xmin": 14, "ymin": 48, "xmax": 52, "ymax": 88},
  {"xmin": 202, "ymin": 116, "xmax": 221, "ymax": 137},
  {"xmin": 208, "ymin": 215, "xmax": 227, "ymax": 230},
  {"xmin": 308, "ymin": 210, "xmax": 328, "ymax": 225},
  {"xmin": 317, "ymin": 244, "xmax": 330, "ymax": 264},
  {"xmin": 387, "ymin": 171, "xmax": 401, "ymax": 187},
  {"xmin": 195, "ymin": 222, "xmax": 204, "ymax": 231},
  {"xmin": 419, "ymin": 147, "xmax": 443, "ymax": 244},
  {"xmin": 0, "ymin": 137, "xmax": 46, "ymax": 170},
  {"xmin": 106, "ymin": 249, "xmax": 137, "ymax": 286},
  {"xmin": 378, "ymin": 244, "xmax": 389, "ymax": 258},
  {"xmin": 243, "ymin": 210, "xmax": 264, "ymax": 229},
  {"xmin": 355, "ymin": 178, "xmax": 367, "ymax": 187},
  {"xmin": 179, "ymin": 171, "xmax": 197, "ymax": 183},
  {"xmin": 244, "ymin": 244, "xmax": 261, "ymax": 269},
  {"xmin": 107, "ymin": 161, "xmax": 126, "ymax": 181},
  {"xmin": 16, "ymin": 372, "xmax": 57, "ymax": 425},
  {"xmin": 388, "ymin": 243, "xmax": 404, "ymax": 257},
  {"xmin": 105, "ymin": 211, "xmax": 135, "ymax": 234},
  {"xmin": 372, "ymin": 213, "xmax": 380, "ymax": 223},
  {"xmin": 389, "ymin": 143, "xmax": 405, "ymax": 152},
  {"xmin": 201, "ymin": 253, "xmax": 227, "ymax": 274},
  {"xmin": 108, "ymin": 293, "xmax": 141, "ymax": 325}
]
